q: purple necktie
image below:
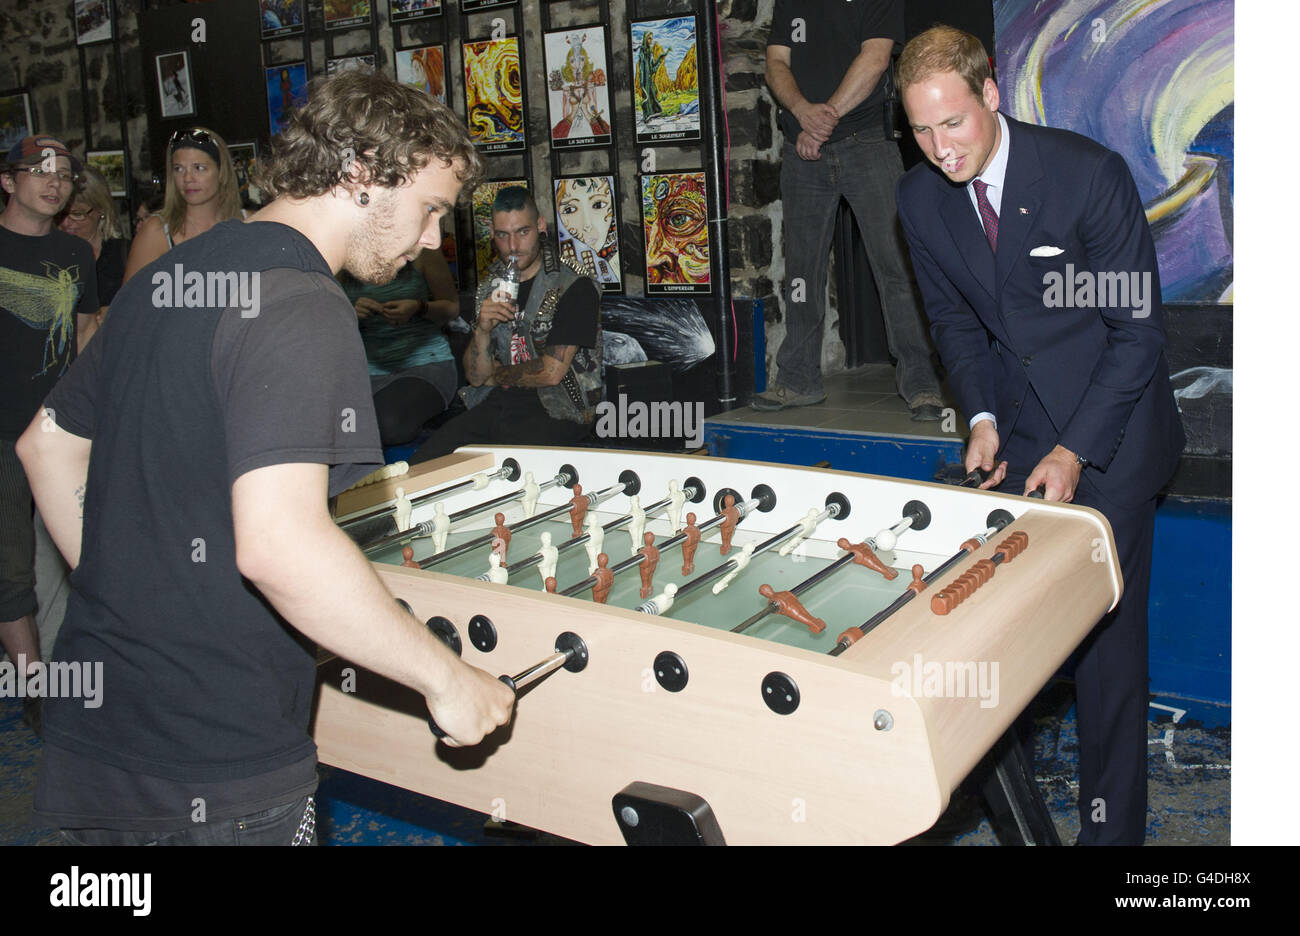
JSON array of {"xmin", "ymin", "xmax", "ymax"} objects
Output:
[{"xmin": 973, "ymin": 178, "xmax": 998, "ymax": 253}]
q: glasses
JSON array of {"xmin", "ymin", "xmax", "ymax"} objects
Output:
[
  {"xmin": 18, "ymin": 166, "xmax": 78, "ymax": 185},
  {"xmin": 64, "ymin": 208, "xmax": 96, "ymax": 221},
  {"xmin": 169, "ymin": 128, "xmax": 214, "ymax": 149}
]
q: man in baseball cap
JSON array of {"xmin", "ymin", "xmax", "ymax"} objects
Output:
[{"xmin": 1, "ymin": 133, "xmax": 98, "ymax": 737}]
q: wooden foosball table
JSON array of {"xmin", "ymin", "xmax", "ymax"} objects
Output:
[{"xmin": 317, "ymin": 446, "xmax": 1120, "ymax": 845}]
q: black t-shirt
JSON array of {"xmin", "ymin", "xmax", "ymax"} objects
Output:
[
  {"xmin": 0, "ymin": 224, "xmax": 98, "ymax": 440},
  {"xmin": 493, "ymin": 273, "xmax": 600, "ymax": 416},
  {"xmin": 36, "ymin": 219, "xmax": 382, "ymax": 826},
  {"xmin": 96, "ymin": 237, "xmax": 130, "ymax": 310},
  {"xmin": 768, "ymin": 0, "xmax": 902, "ymax": 144}
]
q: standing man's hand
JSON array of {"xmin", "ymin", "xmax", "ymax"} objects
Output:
[
  {"xmin": 427, "ymin": 660, "xmax": 516, "ymax": 747},
  {"xmin": 966, "ymin": 420, "xmax": 1008, "ymax": 490},
  {"xmin": 796, "ymin": 131, "xmax": 824, "ymax": 160},
  {"xmin": 795, "ymin": 101, "xmax": 839, "ymax": 140},
  {"xmin": 1024, "ymin": 445, "xmax": 1083, "ymax": 502}
]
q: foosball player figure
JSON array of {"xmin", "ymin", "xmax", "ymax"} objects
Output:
[
  {"xmin": 491, "ymin": 512, "xmax": 512, "ymax": 561},
  {"xmin": 592, "ymin": 552, "xmax": 614, "ymax": 604},
  {"xmin": 400, "ymin": 546, "xmax": 420, "ymax": 569},
  {"xmin": 681, "ymin": 512, "xmax": 701, "ymax": 574},
  {"xmin": 837, "ymin": 536, "xmax": 899, "ymax": 580},
  {"xmin": 758, "ymin": 583, "xmax": 826, "ymax": 635},
  {"xmin": 569, "ymin": 483, "xmax": 588, "ymax": 535},
  {"xmin": 720, "ymin": 494, "xmax": 740, "ymax": 555},
  {"xmin": 544, "ymin": 576, "xmax": 557, "ymax": 594},
  {"xmin": 637, "ymin": 532, "xmax": 660, "ymax": 599}
]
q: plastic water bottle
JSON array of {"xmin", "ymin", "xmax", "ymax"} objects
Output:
[{"xmin": 495, "ymin": 254, "xmax": 521, "ymax": 331}]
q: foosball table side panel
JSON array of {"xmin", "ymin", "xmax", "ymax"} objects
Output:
[
  {"xmin": 842, "ymin": 507, "xmax": 1121, "ymax": 794},
  {"xmin": 314, "ymin": 568, "xmax": 948, "ymax": 845}
]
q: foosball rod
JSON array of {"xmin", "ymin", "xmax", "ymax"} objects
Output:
[
  {"xmin": 360, "ymin": 462, "xmax": 575, "ymax": 556},
  {"xmin": 427, "ymin": 632, "xmax": 589, "ymax": 740},
  {"xmin": 731, "ymin": 500, "xmax": 929, "ymax": 634},
  {"xmin": 422, "ymin": 478, "xmax": 633, "ymax": 568},
  {"xmin": 827, "ymin": 510, "xmax": 1015, "ymax": 656},
  {"xmin": 340, "ymin": 457, "xmax": 522, "ymax": 532},
  {"xmin": 508, "ymin": 479, "xmax": 705, "ymax": 574}
]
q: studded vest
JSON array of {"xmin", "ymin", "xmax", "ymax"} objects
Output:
[{"xmin": 474, "ymin": 237, "xmax": 603, "ymax": 424}]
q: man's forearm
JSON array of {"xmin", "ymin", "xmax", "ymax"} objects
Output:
[
  {"xmin": 15, "ymin": 409, "xmax": 91, "ymax": 568},
  {"xmin": 765, "ymin": 56, "xmax": 809, "ymax": 118},
  {"xmin": 464, "ymin": 331, "xmax": 497, "ymax": 385},
  {"xmin": 827, "ymin": 40, "xmax": 892, "ymax": 117}
]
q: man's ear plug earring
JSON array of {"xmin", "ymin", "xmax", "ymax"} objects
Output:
[{"xmin": 358, "ymin": 191, "xmax": 369, "ymax": 206}]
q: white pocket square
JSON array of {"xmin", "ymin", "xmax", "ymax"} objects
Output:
[{"xmin": 1030, "ymin": 245, "xmax": 1064, "ymax": 257}]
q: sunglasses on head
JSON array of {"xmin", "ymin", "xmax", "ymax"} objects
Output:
[{"xmin": 169, "ymin": 128, "xmax": 214, "ymax": 148}]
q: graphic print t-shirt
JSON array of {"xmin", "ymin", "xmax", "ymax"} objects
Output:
[{"xmin": 0, "ymin": 225, "xmax": 97, "ymax": 439}]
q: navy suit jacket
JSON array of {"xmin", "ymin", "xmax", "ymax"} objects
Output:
[{"xmin": 896, "ymin": 115, "xmax": 1184, "ymax": 508}]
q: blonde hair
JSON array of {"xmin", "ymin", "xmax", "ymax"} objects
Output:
[
  {"xmin": 73, "ymin": 165, "xmax": 121, "ymax": 239},
  {"xmin": 897, "ymin": 25, "xmax": 993, "ymax": 100},
  {"xmin": 162, "ymin": 127, "xmax": 242, "ymax": 235}
]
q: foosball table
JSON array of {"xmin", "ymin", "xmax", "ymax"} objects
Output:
[{"xmin": 317, "ymin": 446, "xmax": 1120, "ymax": 845}]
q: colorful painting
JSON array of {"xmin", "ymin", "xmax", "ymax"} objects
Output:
[
  {"xmin": 631, "ymin": 17, "xmax": 701, "ymax": 144},
  {"xmin": 155, "ymin": 51, "xmax": 195, "ymax": 119},
  {"xmin": 555, "ymin": 175, "xmax": 621, "ymax": 292},
  {"xmin": 396, "ymin": 45, "xmax": 447, "ymax": 105},
  {"xmin": 327, "ymin": 54, "xmax": 376, "ymax": 75},
  {"xmin": 471, "ymin": 178, "xmax": 529, "ymax": 288},
  {"xmin": 544, "ymin": 27, "xmax": 612, "ymax": 150},
  {"xmin": 0, "ymin": 91, "xmax": 34, "ymax": 154},
  {"xmin": 86, "ymin": 151, "xmax": 126, "ymax": 197},
  {"xmin": 463, "ymin": 0, "xmax": 516, "ymax": 10},
  {"xmin": 324, "ymin": 0, "xmax": 371, "ymax": 31},
  {"xmin": 641, "ymin": 172, "xmax": 710, "ymax": 295},
  {"xmin": 75, "ymin": 0, "xmax": 113, "ymax": 45},
  {"xmin": 463, "ymin": 37, "xmax": 526, "ymax": 154},
  {"xmin": 260, "ymin": 0, "xmax": 303, "ymax": 38},
  {"xmin": 265, "ymin": 62, "xmax": 309, "ymax": 138},
  {"xmin": 390, "ymin": 0, "xmax": 440, "ymax": 24}
]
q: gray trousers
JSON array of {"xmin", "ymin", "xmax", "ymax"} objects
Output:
[{"xmin": 776, "ymin": 133, "xmax": 942, "ymax": 402}]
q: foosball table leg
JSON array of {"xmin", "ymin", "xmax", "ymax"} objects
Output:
[
  {"xmin": 612, "ymin": 782, "xmax": 727, "ymax": 845},
  {"xmin": 979, "ymin": 730, "xmax": 1062, "ymax": 846}
]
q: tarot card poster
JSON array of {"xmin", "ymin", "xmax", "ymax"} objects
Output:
[
  {"xmin": 396, "ymin": 45, "xmax": 447, "ymax": 105},
  {"xmin": 260, "ymin": 0, "xmax": 303, "ymax": 38},
  {"xmin": 472, "ymin": 178, "xmax": 528, "ymax": 287},
  {"xmin": 227, "ymin": 142, "xmax": 259, "ymax": 207},
  {"xmin": 390, "ymin": 0, "xmax": 440, "ymax": 24},
  {"xmin": 0, "ymin": 92, "xmax": 34, "ymax": 154},
  {"xmin": 555, "ymin": 176, "xmax": 621, "ymax": 292},
  {"xmin": 462, "ymin": 0, "xmax": 516, "ymax": 10},
  {"xmin": 464, "ymin": 38, "xmax": 526, "ymax": 154},
  {"xmin": 327, "ymin": 54, "xmax": 375, "ymax": 75},
  {"xmin": 156, "ymin": 51, "xmax": 195, "ymax": 119},
  {"xmin": 266, "ymin": 63, "xmax": 309, "ymax": 137},
  {"xmin": 641, "ymin": 172, "xmax": 710, "ymax": 295},
  {"xmin": 75, "ymin": 0, "xmax": 113, "ymax": 45},
  {"xmin": 325, "ymin": 0, "xmax": 371, "ymax": 31},
  {"xmin": 544, "ymin": 27, "xmax": 611, "ymax": 150},
  {"xmin": 631, "ymin": 17, "xmax": 701, "ymax": 144}
]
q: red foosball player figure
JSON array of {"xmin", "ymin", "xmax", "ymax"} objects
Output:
[
  {"xmin": 401, "ymin": 546, "xmax": 420, "ymax": 569},
  {"xmin": 681, "ymin": 512, "xmax": 701, "ymax": 574},
  {"xmin": 569, "ymin": 483, "xmax": 588, "ymax": 536},
  {"xmin": 836, "ymin": 537, "xmax": 899, "ymax": 580},
  {"xmin": 592, "ymin": 552, "xmax": 614, "ymax": 604},
  {"xmin": 544, "ymin": 576, "xmax": 557, "ymax": 594},
  {"xmin": 720, "ymin": 494, "xmax": 740, "ymax": 555},
  {"xmin": 637, "ymin": 532, "xmax": 660, "ymax": 599},
  {"xmin": 491, "ymin": 512, "xmax": 512, "ymax": 561},
  {"xmin": 758, "ymin": 583, "xmax": 825, "ymax": 634}
]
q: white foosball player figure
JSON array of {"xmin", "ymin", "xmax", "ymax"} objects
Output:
[
  {"xmin": 522, "ymin": 471, "xmax": 541, "ymax": 518},
  {"xmin": 394, "ymin": 486, "xmax": 412, "ymax": 532},
  {"xmin": 780, "ymin": 508, "xmax": 822, "ymax": 556},
  {"xmin": 585, "ymin": 513, "xmax": 604, "ymax": 574},
  {"xmin": 538, "ymin": 531, "xmax": 558, "ymax": 589},
  {"xmin": 667, "ymin": 480, "xmax": 686, "ymax": 535},
  {"xmin": 628, "ymin": 495, "xmax": 646, "ymax": 553},
  {"xmin": 432, "ymin": 502, "xmax": 450, "ymax": 554},
  {"xmin": 641, "ymin": 582, "xmax": 678, "ymax": 615},
  {"xmin": 712, "ymin": 542, "xmax": 755, "ymax": 594},
  {"xmin": 485, "ymin": 553, "xmax": 508, "ymax": 584}
]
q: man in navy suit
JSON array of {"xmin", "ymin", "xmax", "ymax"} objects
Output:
[{"xmin": 894, "ymin": 26, "xmax": 1184, "ymax": 844}]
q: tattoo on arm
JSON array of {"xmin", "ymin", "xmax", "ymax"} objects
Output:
[{"xmin": 75, "ymin": 484, "xmax": 85, "ymax": 519}]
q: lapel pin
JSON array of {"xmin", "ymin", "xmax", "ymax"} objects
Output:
[{"xmin": 1019, "ymin": 207, "xmax": 1029, "ymax": 215}]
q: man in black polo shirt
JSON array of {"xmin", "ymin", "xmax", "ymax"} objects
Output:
[
  {"xmin": 413, "ymin": 187, "xmax": 602, "ymax": 461},
  {"xmin": 16, "ymin": 73, "xmax": 515, "ymax": 845},
  {"xmin": 757, "ymin": 0, "xmax": 944, "ymax": 420}
]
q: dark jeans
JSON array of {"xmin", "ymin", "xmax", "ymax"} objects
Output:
[
  {"xmin": 412, "ymin": 390, "xmax": 592, "ymax": 463},
  {"xmin": 777, "ymin": 133, "xmax": 942, "ymax": 403},
  {"xmin": 59, "ymin": 795, "xmax": 317, "ymax": 846}
]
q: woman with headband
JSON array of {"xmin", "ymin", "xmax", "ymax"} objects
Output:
[{"xmin": 122, "ymin": 127, "xmax": 243, "ymax": 282}]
